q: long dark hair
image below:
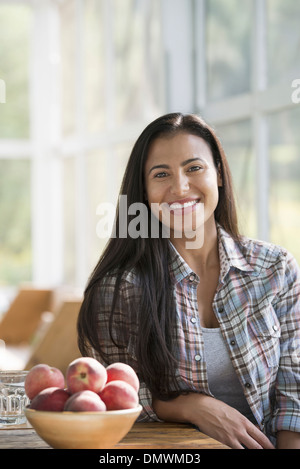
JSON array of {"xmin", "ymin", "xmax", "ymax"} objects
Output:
[{"xmin": 77, "ymin": 112, "xmax": 240, "ymax": 399}]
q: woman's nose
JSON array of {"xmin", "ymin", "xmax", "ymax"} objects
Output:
[{"xmin": 170, "ymin": 172, "xmax": 189, "ymax": 196}]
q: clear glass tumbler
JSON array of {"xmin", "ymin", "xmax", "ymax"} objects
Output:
[{"xmin": 0, "ymin": 370, "xmax": 30, "ymax": 425}]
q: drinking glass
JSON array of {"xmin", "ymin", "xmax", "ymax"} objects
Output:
[{"xmin": 0, "ymin": 370, "xmax": 29, "ymax": 425}]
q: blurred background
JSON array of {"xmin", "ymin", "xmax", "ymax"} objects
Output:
[{"xmin": 0, "ymin": 0, "xmax": 300, "ymax": 368}]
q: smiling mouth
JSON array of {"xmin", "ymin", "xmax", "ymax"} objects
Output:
[{"xmin": 168, "ymin": 199, "xmax": 200, "ymax": 210}]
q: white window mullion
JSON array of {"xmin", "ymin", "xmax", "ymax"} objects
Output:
[
  {"xmin": 30, "ymin": 0, "xmax": 63, "ymax": 286},
  {"xmin": 252, "ymin": 0, "xmax": 269, "ymax": 241},
  {"xmin": 0, "ymin": 140, "xmax": 32, "ymax": 158},
  {"xmin": 161, "ymin": 0, "xmax": 194, "ymax": 113},
  {"xmin": 194, "ymin": 0, "xmax": 206, "ymax": 113},
  {"xmin": 74, "ymin": 0, "xmax": 88, "ymax": 288},
  {"xmin": 104, "ymin": 0, "xmax": 115, "ymax": 131}
]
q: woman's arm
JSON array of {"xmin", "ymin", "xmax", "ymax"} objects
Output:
[
  {"xmin": 153, "ymin": 393, "xmax": 275, "ymax": 449},
  {"xmin": 271, "ymin": 253, "xmax": 300, "ymax": 440},
  {"xmin": 276, "ymin": 431, "xmax": 300, "ymax": 449}
]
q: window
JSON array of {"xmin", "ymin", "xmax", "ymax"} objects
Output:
[
  {"xmin": 267, "ymin": 0, "xmax": 300, "ymax": 87},
  {"xmin": 0, "ymin": 4, "xmax": 31, "ymax": 139},
  {"xmin": 193, "ymin": 0, "xmax": 300, "ymax": 262},
  {"xmin": 0, "ymin": 159, "xmax": 31, "ymax": 284},
  {"xmin": 59, "ymin": 0, "xmax": 164, "ymax": 286},
  {"xmin": 269, "ymin": 107, "xmax": 300, "ymax": 261},
  {"xmin": 1, "ymin": 0, "xmax": 299, "ymax": 295},
  {"xmin": 0, "ymin": 4, "xmax": 32, "ymax": 289},
  {"xmin": 217, "ymin": 120, "xmax": 256, "ymax": 237},
  {"xmin": 0, "ymin": 0, "xmax": 164, "ymax": 291},
  {"xmin": 206, "ymin": 0, "xmax": 252, "ymax": 101}
]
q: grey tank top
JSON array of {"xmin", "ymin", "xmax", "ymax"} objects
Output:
[{"xmin": 202, "ymin": 327, "xmax": 256, "ymax": 424}]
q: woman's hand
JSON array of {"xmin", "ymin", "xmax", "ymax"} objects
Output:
[
  {"xmin": 153, "ymin": 393, "xmax": 275, "ymax": 449},
  {"xmin": 185, "ymin": 394, "xmax": 275, "ymax": 449}
]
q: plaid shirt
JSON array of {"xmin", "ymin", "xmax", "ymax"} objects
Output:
[{"xmin": 92, "ymin": 224, "xmax": 300, "ymax": 443}]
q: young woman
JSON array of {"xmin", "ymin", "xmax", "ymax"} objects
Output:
[{"xmin": 77, "ymin": 113, "xmax": 300, "ymax": 449}]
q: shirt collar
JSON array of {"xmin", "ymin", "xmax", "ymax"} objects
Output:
[
  {"xmin": 168, "ymin": 241, "xmax": 194, "ymax": 284},
  {"xmin": 217, "ymin": 224, "xmax": 257, "ymax": 280},
  {"xmin": 168, "ymin": 223, "xmax": 257, "ymax": 284}
]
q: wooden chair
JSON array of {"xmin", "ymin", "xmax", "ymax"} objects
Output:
[
  {"xmin": 0, "ymin": 288, "xmax": 53, "ymax": 345},
  {"xmin": 25, "ymin": 299, "xmax": 82, "ymax": 375}
]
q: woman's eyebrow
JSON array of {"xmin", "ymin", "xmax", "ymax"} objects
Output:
[{"xmin": 148, "ymin": 157, "xmax": 205, "ymax": 175}]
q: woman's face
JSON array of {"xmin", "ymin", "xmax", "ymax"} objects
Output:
[{"xmin": 144, "ymin": 132, "xmax": 222, "ymax": 243}]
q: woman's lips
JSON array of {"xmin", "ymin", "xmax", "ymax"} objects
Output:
[
  {"xmin": 168, "ymin": 199, "xmax": 199, "ymax": 210},
  {"xmin": 167, "ymin": 198, "xmax": 201, "ymax": 215}
]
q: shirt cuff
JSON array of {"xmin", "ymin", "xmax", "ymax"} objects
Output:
[
  {"xmin": 270, "ymin": 408, "xmax": 300, "ymax": 436},
  {"xmin": 137, "ymin": 383, "xmax": 164, "ymax": 422}
]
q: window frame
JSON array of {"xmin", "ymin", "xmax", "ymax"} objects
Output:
[
  {"xmin": 193, "ymin": 0, "xmax": 298, "ymax": 242},
  {"xmin": 1, "ymin": 0, "xmax": 299, "ymax": 288}
]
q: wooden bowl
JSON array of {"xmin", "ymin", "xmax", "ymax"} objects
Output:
[{"xmin": 25, "ymin": 405, "xmax": 142, "ymax": 449}]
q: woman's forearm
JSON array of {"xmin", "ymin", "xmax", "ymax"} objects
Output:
[
  {"xmin": 152, "ymin": 392, "xmax": 206, "ymax": 424},
  {"xmin": 276, "ymin": 431, "xmax": 300, "ymax": 449},
  {"xmin": 152, "ymin": 392, "xmax": 275, "ymax": 449}
]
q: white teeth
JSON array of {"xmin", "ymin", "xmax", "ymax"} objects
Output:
[{"xmin": 169, "ymin": 200, "xmax": 198, "ymax": 209}]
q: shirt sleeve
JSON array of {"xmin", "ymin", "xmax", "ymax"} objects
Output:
[
  {"xmin": 270, "ymin": 251, "xmax": 300, "ymax": 435},
  {"xmin": 91, "ymin": 275, "xmax": 163, "ymax": 422}
]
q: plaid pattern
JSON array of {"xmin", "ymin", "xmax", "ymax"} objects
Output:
[{"xmin": 92, "ymin": 224, "xmax": 300, "ymax": 442}]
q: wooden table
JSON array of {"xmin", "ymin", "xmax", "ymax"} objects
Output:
[{"xmin": 0, "ymin": 420, "xmax": 229, "ymax": 450}]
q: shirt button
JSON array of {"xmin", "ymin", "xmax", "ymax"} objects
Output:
[
  {"xmin": 189, "ymin": 274, "xmax": 196, "ymax": 282},
  {"xmin": 230, "ymin": 340, "xmax": 236, "ymax": 346},
  {"xmin": 218, "ymin": 307, "xmax": 224, "ymax": 313},
  {"xmin": 273, "ymin": 325, "xmax": 278, "ymax": 332},
  {"xmin": 245, "ymin": 382, "xmax": 252, "ymax": 389},
  {"xmin": 190, "ymin": 317, "xmax": 197, "ymax": 324},
  {"xmin": 194, "ymin": 355, "xmax": 201, "ymax": 361}
]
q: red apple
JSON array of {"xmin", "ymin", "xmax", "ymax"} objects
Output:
[
  {"xmin": 25, "ymin": 364, "xmax": 65, "ymax": 400},
  {"xmin": 30, "ymin": 387, "xmax": 70, "ymax": 411},
  {"xmin": 106, "ymin": 362, "xmax": 140, "ymax": 392},
  {"xmin": 99, "ymin": 380, "xmax": 139, "ymax": 410},
  {"xmin": 64, "ymin": 390, "xmax": 106, "ymax": 412},
  {"xmin": 66, "ymin": 357, "xmax": 107, "ymax": 394}
]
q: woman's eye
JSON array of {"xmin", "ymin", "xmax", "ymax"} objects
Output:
[
  {"xmin": 154, "ymin": 172, "xmax": 168, "ymax": 178},
  {"xmin": 188, "ymin": 166, "xmax": 202, "ymax": 172}
]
